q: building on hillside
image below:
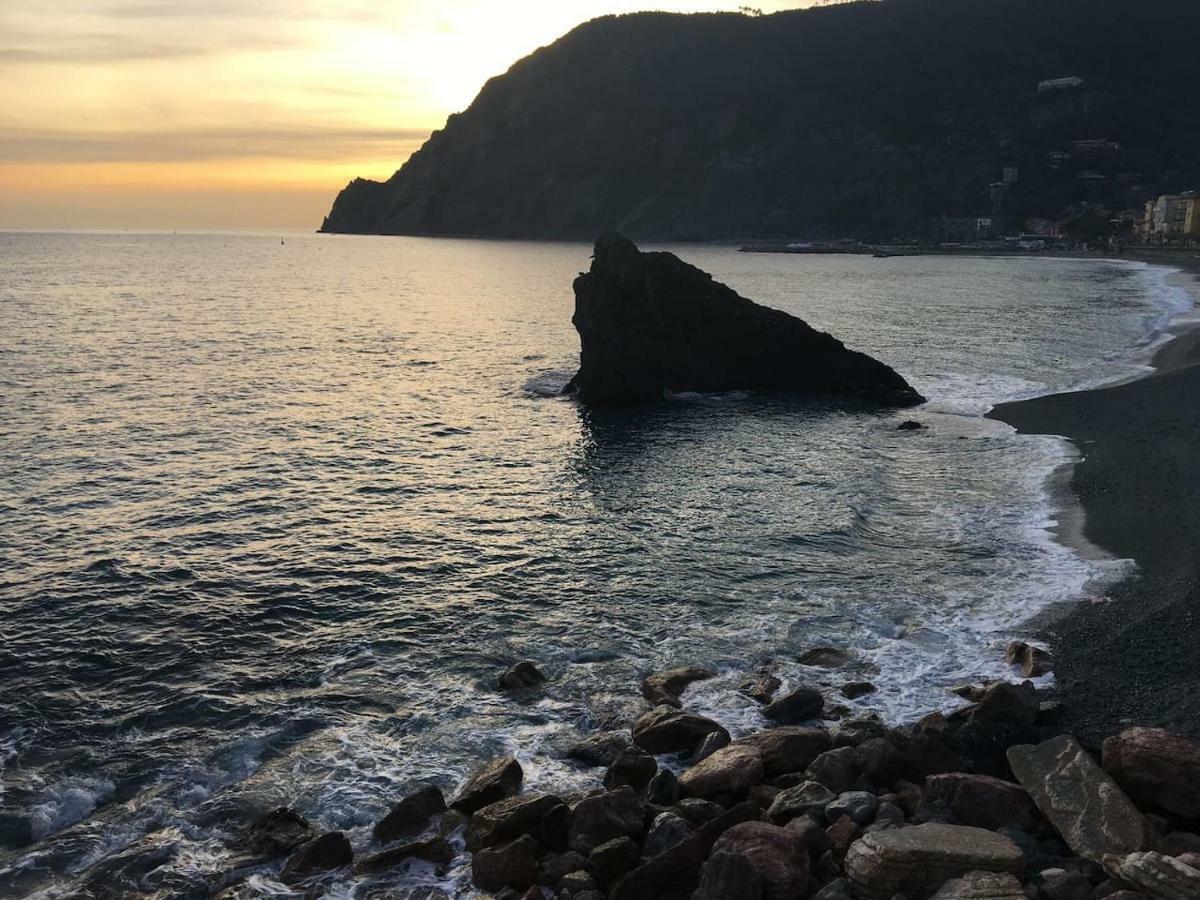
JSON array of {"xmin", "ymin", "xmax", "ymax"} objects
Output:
[
  {"xmin": 1142, "ymin": 192, "xmax": 1200, "ymax": 239},
  {"xmin": 1038, "ymin": 76, "xmax": 1084, "ymax": 92}
]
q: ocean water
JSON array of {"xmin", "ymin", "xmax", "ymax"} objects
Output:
[{"xmin": 0, "ymin": 232, "xmax": 1192, "ymax": 897}]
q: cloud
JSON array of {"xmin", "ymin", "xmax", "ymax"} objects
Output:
[{"xmin": 0, "ymin": 125, "xmax": 431, "ymax": 165}]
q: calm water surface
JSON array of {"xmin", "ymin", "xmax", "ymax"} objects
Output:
[{"xmin": 0, "ymin": 232, "xmax": 1190, "ymax": 896}]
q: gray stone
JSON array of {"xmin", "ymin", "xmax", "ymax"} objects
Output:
[
  {"xmin": 451, "ymin": 756, "xmax": 523, "ymax": 815},
  {"xmin": 538, "ymin": 850, "xmax": 586, "ymax": 886},
  {"xmin": 844, "ymin": 823, "xmax": 1024, "ymax": 900},
  {"xmin": 799, "ymin": 647, "xmax": 854, "ymax": 668},
  {"xmin": 1101, "ymin": 850, "xmax": 1200, "ymax": 900},
  {"xmin": 1101, "ymin": 727, "xmax": 1200, "ymax": 820},
  {"xmin": 1005, "ymin": 641, "xmax": 1055, "ymax": 678},
  {"xmin": 631, "ymin": 706, "xmax": 728, "ymax": 755},
  {"xmin": 854, "ymin": 737, "xmax": 904, "ymax": 786},
  {"xmin": 736, "ymin": 726, "xmax": 832, "ymax": 777},
  {"xmin": 568, "ymin": 786, "xmax": 643, "ymax": 854},
  {"xmin": 763, "ymin": 684, "xmax": 824, "ymax": 724},
  {"xmin": 465, "ymin": 792, "xmax": 566, "ymax": 851},
  {"xmin": 641, "ymin": 666, "xmax": 715, "ymax": 708},
  {"xmin": 558, "ymin": 869, "xmax": 599, "ymax": 895},
  {"xmin": 692, "ymin": 730, "xmax": 731, "ymax": 764},
  {"xmin": 874, "ymin": 802, "xmax": 905, "ymax": 828},
  {"xmin": 740, "ymin": 672, "xmax": 782, "ymax": 705},
  {"xmin": 567, "ymin": 732, "xmax": 631, "ymax": 768},
  {"xmin": 675, "ymin": 797, "xmax": 725, "ymax": 825},
  {"xmin": 813, "ymin": 878, "xmax": 854, "ymax": 900},
  {"xmin": 499, "ymin": 660, "xmax": 546, "ymax": 691},
  {"xmin": 643, "ymin": 811, "xmax": 692, "ymax": 858},
  {"xmin": 587, "ymin": 836, "xmax": 640, "ymax": 887},
  {"xmin": 930, "ymin": 870, "xmax": 1027, "ymax": 899},
  {"xmin": 242, "ymin": 807, "xmax": 315, "ymax": 858},
  {"xmin": 604, "ymin": 747, "xmax": 657, "ymax": 791},
  {"xmin": 280, "ymin": 832, "xmax": 353, "ymax": 883},
  {"xmin": 711, "ymin": 821, "xmax": 809, "ymax": 900},
  {"xmin": 925, "ymin": 773, "xmax": 1042, "ymax": 833},
  {"xmin": 826, "ymin": 790, "xmax": 879, "ymax": 826},
  {"xmin": 646, "ymin": 769, "xmax": 679, "ymax": 806},
  {"xmin": 1008, "ymin": 735, "xmax": 1154, "ymax": 863},
  {"xmin": 692, "ymin": 850, "xmax": 763, "ymax": 900},
  {"xmin": 806, "ymin": 746, "xmax": 861, "ymax": 793},
  {"xmin": 356, "ymin": 836, "xmax": 454, "ymax": 873},
  {"xmin": 374, "ymin": 784, "xmax": 446, "ymax": 844},
  {"xmin": 679, "ymin": 743, "xmax": 765, "ymax": 799},
  {"xmin": 767, "ymin": 780, "xmax": 836, "ymax": 824},
  {"xmin": 472, "ymin": 835, "xmax": 540, "ymax": 892}
]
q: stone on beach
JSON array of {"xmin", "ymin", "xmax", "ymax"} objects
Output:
[
  {"xmin": 692, "ymin": 850, "xmax": 763, "ymax": 900},
  {"xmin": 844, "ymin": 823, "xmax": 1024, "ymax": 900},
  {"xmin": 710, "ymin": 821, "xmax": 809, "ymax": 900},
  {"xmin": 568, "ymin": 732, "xmax": 631, "ymax": 768},
  {"xmin": 767, "ymin": 781, "xmax": 837, "ymax": 824},
  {"xmin": 1101, "ymin": 727, "xmax": 1200, "ymax": 819},
  {"xmin": 498, "ymin": 660, "xmax": 546, "ymax": 691},
  {"xmin": 735, "ymin": 726, "xmax": 832, "ymax": 776},
  {"xmin": 373, "ymin": 783, "xmax": 446, "ymax": 844},
  {"xmin": 631, "ymin": 706, "xmax": 729, "ymax": 755},
  {"xmin": 805, "ymin": 746, "xmax": 861, "ymax": 793},
  {"xmin": 471, "ymin": 834, "xmax": 539, "ymax": 892},
  {"xmin": 465, "ymin": 792, "xmax": 566, "ymax": 851},
  {"xmin": 1007, "ymin": 735, "xmax": 1154, "ymax": 863},
  {"xmin": 280, "ymin": 831, "xmax": 353, "ymax": 883},
  {"xmin": 924, "ymin": 772, "xmax": 1042, "ymax": 833},
  {"xmin": 568, "ymin": 786, "xmax": 643, "ymax": 854},
  {"xmin": 1101, "ymin": 850, "xmax": 1200, "ymax": 900},
  {"xmin": 355, "ymin": 836, "xmax": 453, "ymax": 873},
  {"xmin": 1004, "ymin": 641, "xmax": 1055, "ymax": 678},
  {"xmin": 930, "ymin": 870, "xmax": 1028, "ymax": 899},
  {"xmin": 451, "ymin": 756, "xmax": 524, "ymax": 815},
  {"xmin": 740, "ymin": 671, "xmax": 782, "ymax": 705},
  {"xmin": 641, "ymin": 666, "xmax": 715, "ymax": 708},
  {"xmin": 604, "ymin": 746, "xmax": 657, "ymax": 791},
  {"xmin": 763, "ymin": 684, "xmax": 825, "ymax": 724},
  {"xmin": 678, "ymin": 743, "xmax": 765, "ymax": 799},
  {"xmin": 242, "ymin": 807, "xmax": 316, "ymax": 857},
  {"xmin": 799, "ymin": 647, "xmax": 855, "ymax": 669}
]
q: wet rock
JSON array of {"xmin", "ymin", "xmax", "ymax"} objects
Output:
[
  {"xmin": 567, "ymin": 234, "xmax": 924, "ymax": 407},
  {"xmin": 799, "ymin": 647, "xmax": 855, "ymax": 668},
  {"xmin": 832, "ymin": 716, "xmax": 889, "ymax": 748},
  {"xmin": 763, "ymin": 684, "xmax": 824, "ymax": 724},
  {"xmin": 609, "ymin": 802, "xmax": 760, "ymax": 900},
  {"xmin": 854, "ymin": 737, "xmax": 904, "ymax": 787},
  {"xmin": 691, "ymin": 730, "xmax": 731, "ymax": 764},
  {"xmin": 569, "ymin": 786, "xmax": 643, "ymax": 854},
  {"xmin": 675, "ymin": 797, "xmax": 725, "ymax": 826},
  {"xmin": 897, "ymin": 419, "xmax": 927, "ymax": 431},
  {"xmin": 472, "ymin": 834, "xmax": 539, "ymax": 893},
  {"xmin": 451, "ymin": 756, "xmax": 523, "ymax": 815},
  {"xmin": 1101, "ymin": 727, "xmax": 1200, "ymax": 820},
  {"xmin": 587, "ymin": 836, "xmax": 640, "ymax": 887},
  {"xmin": 806, "ymin": 746, "xmax": 861, "ymax": 793},
  {"xmin": 678, "ymin": 743, "xmax": 765, "ymax": 799},
  {"xmin": 568, "ymin": 732, "xmax": 631, "ymax": 768},
  {"xmin": 1008, "ymin": 735, "xmax": 1154, "ymax": 863},
  {"xmin": 872, "ymin": 801, "xmax": 905, "ymax": 828},
  {"xmin": 538, "ymin": 850, "xmax": 587, "ymax": 886},
  {"xmin": 499, "ymin": 660, "xmax": 546, "ymax": 691},
  {"xmin": 1032, "ymin": 866, "xmax": 1092, "ymax": 900},
  {"xmin": 737, "ymin": 726, "xmax": 832, "ymax": 777},
  {"xmin": 646, "ymin": 769, "xmax": 679, "ymax": 806},
  {"xmin": 748, "ymin": 783, "xmax": 781, "ymax": 811},
  {"xmin": 844, "ymin": 823, "xmax": 1024, "ymax": 900},
  {"xmin": 242, "ymin": 807, "xmax": 316, "ymax": 857},
  {"xmin": 280, "ymin": 831, "xmax": 353, "ymax": 883},
  {"xmin": 930, "ymin": 870, "xmax": 1027, "ymax": 899},
  {"xmin": 826, "ymin": 813, "xmax": 861, "ymax": 864},
  {"xmin": 784, "ymin": 814, "xmax": 831, "ymax": 857},
  {"xmin": 641, "ymin": 666, "xmax": 715, "ymax": 708},
  {"xmin": 643, "ymin": 811, "xmax": 692, "ymax": 858},
  {"xmin": 631, "ymin": 706, "xmax": 728, "ymax": 755},
  {"xmin": 826, "ymin": 791, "xmax": 879, "ymax": 826},
  {"xmin": 711, "ymin": 821, "xmax": 809, "ymax": 900},
  {"xmin": 842, "ymin": 681, "xmax": 877, "ymax": 699},
  {"xmin": 605, "ymin": 747, "xmax": 657, "ymax": 792},
  {"xmin": 466, "ymin": 792, "xmax": 567, "ymax": 851},
  {"xmin": 1101, "ymin": 850, "xmax": 1200, "ymax": 900},
  {"xmin": 374, "ymin": 784, "xmax": 446, "ymax": 844},
  {"xmin": 693, "ymin": 850, "xmax": 763, "ymax": 900},
  {"xmin": 767, "ymin": 781, "xmax": 837, "ymax": 824},
  {"xmin": 1004, "ymin": 641, "xmax": 1054, "ymax": 678},
  {"xmin": 925, "ymin": 773, "xmax": 1042, "ymax": 833},
  {"xmin": 814, "ymin": 878, "xmax": 855, "ymax": 900},
  {"xmin": 559, "ymin": 869, "xmax": 600, "ymax": 895},
  {"xmin": 356, "ymin": 836, "xmax": 454, "ymax": 873},
  {"xmin": 740, "ymin": 672, "xmax": 782, "ymax": 705}
]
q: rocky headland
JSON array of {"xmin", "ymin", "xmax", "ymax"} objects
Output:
[
  {"xmin": 213, "ymin": 646, "xmax": 1200, "ymax": 899},
  {"xmin": 565, "ymin": 235, "xmax": 924, "ymax": 407}
]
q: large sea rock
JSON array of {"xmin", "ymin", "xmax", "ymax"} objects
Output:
[{"xmin": 565, "ymin": 235, "xmax": 924, "ymax": 407}]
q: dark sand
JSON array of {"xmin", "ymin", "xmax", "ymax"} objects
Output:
[{"xmin": 990, "ymin": 254, "xmax": 1200, "ymax": 746}]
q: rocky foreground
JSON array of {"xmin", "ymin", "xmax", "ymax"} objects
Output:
[{"xmin": 222, "ymin": 644, "xmax": 1200, "ymax": 899}]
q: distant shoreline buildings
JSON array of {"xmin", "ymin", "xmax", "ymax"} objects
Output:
[{"xmin": 1141, "ymin": 192, "xmax": 1200, "ymax": 240}]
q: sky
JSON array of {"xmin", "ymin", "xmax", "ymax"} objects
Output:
[{"xmin": 0, "ymin": 1, "xmax": 810, "ymax": 231}]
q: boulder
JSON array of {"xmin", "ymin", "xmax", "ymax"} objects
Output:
[
  {"xmin": 605, "ymin": 747, "xmax": 657, "ymax": 791},
  {"xmin": 1008, "ymin": 736, "xmax": 1154, "ymax": 863},
  {"xmin": 568, "ymin": 732, "xmax": 632, "ymax": 768},
  {"xmin": 785, "ymin": 814, "xmax": 832, "ymax": 857},
  {"xmin": 842, "ymin": 682, "xmax": 877, "ymax": 699},
  {"xmin": 768, "ymin": 781, "xmax": 837, "ymax": 824},
  {"xmin": 498, "ymin": 660, "xmax": 546, "ymax": 691},
  {"xmin": 465, "ymin": 792, "xmax": 566, "ymax": 851},
  {"xmin": 569, "ymin": 786, "xmax": 643, "ymax": 854},
  {"xmin": 814, "ymin": 879, "xmax": 855, "ymax": 900},
  {"xmin": 737, "ymin": 727, "xmax": 832, "ymax": 777},
  {"xmin": 692, "ymin": 731, "xmax": 731, "ymax": 764},
  {"xmin": 538, "ymin": 850, "xmax": 587, "ymax": 886},
  {"xmin": 763, "ymin": 685, "xmax": 825, "ymax": 724},
  {"xmin": 854, "ymin": 737, "xmax": 904, "ymax": 786},
  {"xmin": 806, "ymin": 746, "xmax": 861, "ymax": 793},
  {"xmin": 692, "ymin": 850, "xmax": 763, "ymax": 900},
  {"xmin": 799, "ymin": 647, "xmax": 855, "ymax": 668},
  {"xmin": 1004, "ymin": 641, "xmax": 1054, "ymax": 678},
  {"xmin": 826, "ymin": 814, "xmax": 861, "ymax": 863},
  {"xmin": 1101, "ymin": 728, "xmax": 1200, "ymax": 820},
  {"xmin": 711, "ymin": 821, "xmax": 809, "ymax": 900},
  {"xmin": 925, "ymin": 773, "xmax": 1042, "ymax": 833},
  {"xmin": 675, "ymin": 797, "xmax": 726, "ymax": 825},
  {"xmin": 631, "ymin": 706, "xmax": 728, "ymax": 755},
  {"xmin": 844, "ymin": 823, "xmax": 1024, "ymax": 900},
  {"xmin": 646, "ymin": 769, "xmax": 680, "ymax": 806},
  {"xmin": 930, "ymin": 870, "xmax": 1028, "ymax": 899},
  {"xmin": 641, "ymin": 666, "xmax": 715, "ymax": 708},
  {"xmin": 740, "ymin": 672, "xmax": 782, "ymax": 705},
  {"xmin": 451, "ymin": 756, "xmax": 523, "ymax": 815},
  {"xmin": 1101, "ymin": 850, "xmax": 1200, "ymax": 900},
  {"xmin": 242, "ymin": 807, "xmax": 316, "ymax": 857},
  {"xmin": 374, "ymin": 784, "xmax": 446, "ymax": 844},
  {"xmin": 643, "ymin": 811, "xmax": 693, "ymax": 858},
  {"xmin": 280, "ymin": 832, "xmax": 353, "ymax": 883},
  {"xmin": 566, "ymin": 234, "xmax": 924, "ymax": 407},
  {"xmin": 826, "ymin": 791, "xmax": 879, "ymax": 827},
  {"xmin": 560, "ymin": 870, "xmax": 600, "ymax": 895},
  {"xmin": 679, "ymin": 744, "xmax": 765, "ymax": 799},
  {"xmin": 472, "ymin": 834, "xmax": 539, "ymax": 893},
  {"xmin": 587, "ymin": 836, "xmax": 640, "ymax": 888},
  {"xmin": 356, "ymin": 836, "xmax": 454, "ymax": 873}
]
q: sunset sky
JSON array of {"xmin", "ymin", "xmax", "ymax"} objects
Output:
[{"xmin": 1, "ymin": 1, "xmax": 808, "ymax": 231}]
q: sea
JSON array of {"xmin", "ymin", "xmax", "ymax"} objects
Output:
[{"xmin": 0, "ymin": 231, "xmax": 1194, "ymax": 897}]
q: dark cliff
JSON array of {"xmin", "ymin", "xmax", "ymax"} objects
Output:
[
  {"xmin": 321, "ymin": 0, "xmax": 1200, "ymax": 241},
  {"xmin": 566, "ymin": 234, "xmax": 924, "ymax": 407}
]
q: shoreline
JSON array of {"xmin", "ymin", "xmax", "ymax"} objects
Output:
[{"xmin": 990, "ymin": 258, "xmax": 1200, "ymax": 746}]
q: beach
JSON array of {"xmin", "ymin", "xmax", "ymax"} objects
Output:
[{"xmin": 991, "ymin": 253, "xmax": 1200, "ymax": 746}]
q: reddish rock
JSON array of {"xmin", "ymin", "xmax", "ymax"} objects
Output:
[
  {"xmin": 1101, "ymin": 727, "xmax": 1200, "ymax": 820},
  {"xmin": 925, "ymin": 773, "xmax": 1042, "ymax": 833},
  {"xmin": 711, "ymin": 821, "xmax": 810, "ymax": 900},
  {"xmin": 632, "ymin": 706, "xmax": 728, "ymax": 755},
  {"xmin": 736, "ymin": 727, "xmax": 832, "ymax": 777},
  {"xmin": 678, "ymin": 744, "xmax": 765, "ymax": 799}
]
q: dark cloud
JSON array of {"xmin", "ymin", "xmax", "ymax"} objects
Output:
[{"xmin": 0, "ymin": 126, "xmax": 431, "ymax": 164}]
